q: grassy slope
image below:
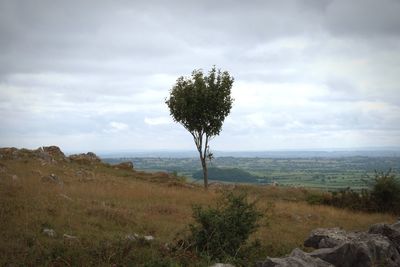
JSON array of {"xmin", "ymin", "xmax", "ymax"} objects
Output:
[{"xmin": 0, "ymin": 152, "xmax": 396, "ymax": 266}]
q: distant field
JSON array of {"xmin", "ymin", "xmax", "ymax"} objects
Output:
[{"xmin": 103, "ymin": 156, "xmax": 400, "ymax": 190}]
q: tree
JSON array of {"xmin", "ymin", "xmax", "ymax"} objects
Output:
[{"xmin": 165, "ymin": 66, "xmax": 234, "ymax": 188}]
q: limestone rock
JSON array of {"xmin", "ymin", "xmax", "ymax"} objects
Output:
[
  {"xmin": 41, "ymin": 173, "xmax": 63, "ymax": 185},
  {"xmin": 43, "ymin": 228, "xmax": 56, "ymax": 237},
  {"xmin": 309, "ymin": 232, "xmax": 400, "ymax": 267},
  {"xmin": 210, "ymin": 264, "xmax": 235, "ymax": 267},
  {"xmin": 369, "ymin": 223, "xmax": 400, "ymax": 250},
  {"xmin": 304, "ymin": 227, "xmax": 357, "ymax": 249},
  {"xmin": 69, "ymin": 152, "xmax": 101, "ymax": 164},
  {"xmin": 257, "ymin": 248, "xmax": 333, "ymax": 267},
  {"xmin": 113, "ymin": 161, "xmax": 134, "ymax": 170}
]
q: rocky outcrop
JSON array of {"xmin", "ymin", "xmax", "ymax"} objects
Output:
[
  {"xmin": 0, "ymin": 146, "xmax": 66, "ymax": 163},
  {"xmin": 69, "ymin": 152, "xmax": 102, "ymax": 164},
  {"xmin": 113, "ymin": 161, "xmax": 134, "ymax": 170},
  {"xmin": 257, "ymin": 220, "xmax": 400, "ymax": 267},
  {"xmin": 257, "ymin": 248, "xmax": 333, "ymax": 267}
]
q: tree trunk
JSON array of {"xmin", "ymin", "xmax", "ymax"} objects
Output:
[{"xmin": 201, "ymin": 156, "xmax": 208, "ymax": 189}]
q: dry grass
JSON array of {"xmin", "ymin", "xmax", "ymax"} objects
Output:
[{"xmin": 0, "ymin": 155, "xmax": 396, "ymax": 265}]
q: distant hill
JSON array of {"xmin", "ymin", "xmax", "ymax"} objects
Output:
[
  {"xmin": 192, "ymin": 167, "xmax": 269, "ymax": 184},
  {"xmin": 99, "ymin": 149, "xmax": 400, "ymax": 158}
]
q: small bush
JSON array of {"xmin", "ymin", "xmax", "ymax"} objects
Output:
[
  {"xmin": 305, "ymin": 192, "xmax": 327, "ymax": 205},
  {"xmin": 187, "ymin": 191, "xmax": 263, "ymax": 262},
  {"xmin": 371, "ymin": 169, "xmax": 400, "ymax": 213},
  {"xmin": 322, "ymin": 170, "xmax": 400, "ymax": 214}
]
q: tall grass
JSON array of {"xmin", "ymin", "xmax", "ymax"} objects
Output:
[{"xmin": 0, "ymin": 157, "xmax": 396, "ymax": 265}]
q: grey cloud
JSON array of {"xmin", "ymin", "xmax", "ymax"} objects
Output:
[{"xmin": 0, "ymin": 0, "xmax": 399, "ymax": 150}]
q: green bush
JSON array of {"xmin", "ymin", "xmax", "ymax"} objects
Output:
[
  {"xmin": 305, "ymin": 192, "xmax": 327, "ymax": 205},
  {"xmin": 188, "ymin": 191, "xmax": 263, "ymax": 262},
  {"xmin": 321, "ymin": 170, "xmax": 400, "ymax": 214},
  {"xmin": 371, "ymin": 169, "xmax": 400, "ymax": 213}
]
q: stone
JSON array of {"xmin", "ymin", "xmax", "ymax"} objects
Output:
[
  {"xmin": 41, "ymin": 173, "xmax": 63, "ymax": 185},
  {"xmin": 41, "ymin": 146, "xmax": 65, "ymax": 158},
  {"xmin": 125, "ymin": 234, "xmax": 137, "ymax": 241},
  {"xmin": 304, "ymin": 227, "xmax": 357, "ymax": 249},
  {"xmin": 69, "ymin": 152, "xmax": 102, "ymax": 164},
  {"xmin": 309, "ymin": 232, "xmax": 400, "ymax": 267},
  {"xmin": 144, "ymin": 235, "xmax": 154, "ymax": 241},
  {"xmin": 59, "ymin": 193, "xmax": 73, "ymax": 201},
  {"xmin": 256, "ymin": 248, "xmax": 333, "ymax": 267},
  {"xmin": 113, "ymin": 161, "xmax": 134, "ymax": 170},
  {"xmin": 210, "ymin": 264, "xmax": 235, "ymax": 267},
  {"xmin": 63, "ymin": 234, "xmax": 78, "ymax": 240},
  {"xmin": 391, "ymin": 220, "xmax": 400, "ymax": 231},
  {"xmin": 369, "ymin": 223, "xmax": 400, "ymax": 251},
  {"xmin": 43, "ymin": 228, "xmax": 56, "ymax": 237}
]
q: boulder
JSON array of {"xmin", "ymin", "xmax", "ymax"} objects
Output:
[
  {"xmin": 391, "ymin": 220, "xmax": 400, "ymax": 231},
  {"xmin": 43, "ymin": 228, "xmax": 56, "ymax": 237},
  {"xmin": 0, "ymin": 147, "xmax": 20, "ymax": 160},
  {"xmin": 309, "ymin": 232, "xmax": 400, "ymax": 267},
  {"xmin": 41, "ymin": 146, "xmax": 65, "ymax": 158},
  {"xmin": 369, "ymin": 223, "xmax": 400, "ymax": 250},
  {"xmin": 256, "ymin": 248, "xmax": 333, "ymax": 267},
  {"xmin": 69, "ymin": 152, "xmax": 101, "ymax": 164},
  {"xmin": 113, "ymin": 161, "xmax": 134, "ymax": 170},
  {"xmin": 41, "ymin": 173, "xmax": 63, "ymax": 185},
  {"xmin": 304, "ymin": 227, "xmax": 357, "ymax": 249}
]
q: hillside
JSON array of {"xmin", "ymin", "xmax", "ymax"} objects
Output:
[
  {"xmin": 0, "ymin": 146, "xmax": 396, "ymax": 266},
  {"xmin": 192, "ymin": 167, "xmax": 269, "ymax": 184}
]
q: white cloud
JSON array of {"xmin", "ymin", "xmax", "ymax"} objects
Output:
[
  {"xmin": 104, "ymin": 121, "xmax": 129, "ymax": 133},
  {"xmin": 144, "ymin": 116, "xmax": 171, "ymax": 126},
  {"xmin": 0, "ymin": 0, "xmax": 399, "ymax": 151}
]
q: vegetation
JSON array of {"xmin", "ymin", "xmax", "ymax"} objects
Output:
[
  {"xmin": 105, "ymin": 156, "xmax": 400, "ymax": 189},
  {"xmin": 192, "ymin": 167, "xmax": 269, "ymax": 184},
  {"xmin": 165, "ymin": 67, "xmax": 234, "ymax": 188},
  {"xmin": 0, "ymin": 148, "xmax": 397, "ymax": 266},
  {"xmin": 307, "ymin": 170, "xmax": 400, "ymax": 215},
  {"xmin": 186, "ymin": 192, "xmax": 262, "ymax": 263}
]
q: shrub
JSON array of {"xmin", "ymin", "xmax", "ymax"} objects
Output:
[
  {"xmin": 187, "ymin": 191, "xmax": 263, "ymax": 262},
  {"xmin": 371, "ymin": 169, "xmax": 400, "ymax": 213},
  {"xmin": 321, "ymin": 170, "xmax": 400, "ymax": 214}
]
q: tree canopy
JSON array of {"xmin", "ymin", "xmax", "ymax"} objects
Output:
[{"xmin": 165, "ymin": 66, "xmax": 234, "ymax": 188}]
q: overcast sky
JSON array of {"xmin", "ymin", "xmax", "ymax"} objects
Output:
[{"xmin": 1, "ymin": 0, "xmax": 399, "ymax": 152}]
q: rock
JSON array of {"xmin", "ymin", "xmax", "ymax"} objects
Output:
[
  {"xmin": 0, "ymin": 163, "xmax": 6, "ymax": 173},
  {"xmin": 267, "ymin": 221, "xmax": 400, "ymax": 267},
  {"xmin": 41, "ymin": 173, "xmax": 63, "ymax": 185},
  {"xmin": 113, "ymin": 161, "xmax": 134, "ymax": 170},
  {"xmin": 210, "ymin": 264, "xmax": 236, "ymax": 267},
  {"xmin": 125, "ymin": 234, "xmax": 137, "ymax": 241},
  {"xmin": 309, "ymin": 232, "xmax": 400, "ymax": 267},
  {"xmin": 391, "ymin": 220, "xmax": 400, "ymax": 231},
  {"xmin": 43, "ymin": 228, "xmax": 56, "ymax": 237},
  {"xmin": 369, "ymin": 223, "xmax": 400, "ymax": 250},
  {"xmin": 304, "ymin": 227, "xmax": 357, "ymax": 249},
  {"xmin": 11, "ymin": 174, "xmax": 18, "ymax": 181},
  {"xmin": 0, "ymin": 146, "xmax": 67, "ymax": 162},
  {"xmin": 144, "ymin": 235, "xmax": 154, "ymax": 241},
  {"xmin": 76, "ymin": 169, "xmax": 95, "ymax": 182},
  {"xmin": 256, "ymin": 248, "xmax": 333, "ymax": 267},
  {"xmin": 41, "ymin": 146, "xmax": 65, "ymax": 158},
  {"xmin": 63, "ymin": 234, "xmax": 78, "ymax": 240},
  {"xmin": 0, "ymin": 147, "xmax": 20, "ymax": 160},
  {"xmin": 59, "ymin": 193, "xmax": 73, "ymax": 201},
  {"xmin": 69, "ymin": 152, "xmax": 101, "ymax": 164}
]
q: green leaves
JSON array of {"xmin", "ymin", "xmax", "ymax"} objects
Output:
[
  {"xmin": 188, "ymin": 192, "xmax": 263, "ymax": 261},
  {"xmin": 166, "ymin": 66, "xmax": 234, "ymax": 187},
  {"xmin": 165, "ymin": 67, "xmax": 234, "ymax": 137}
]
